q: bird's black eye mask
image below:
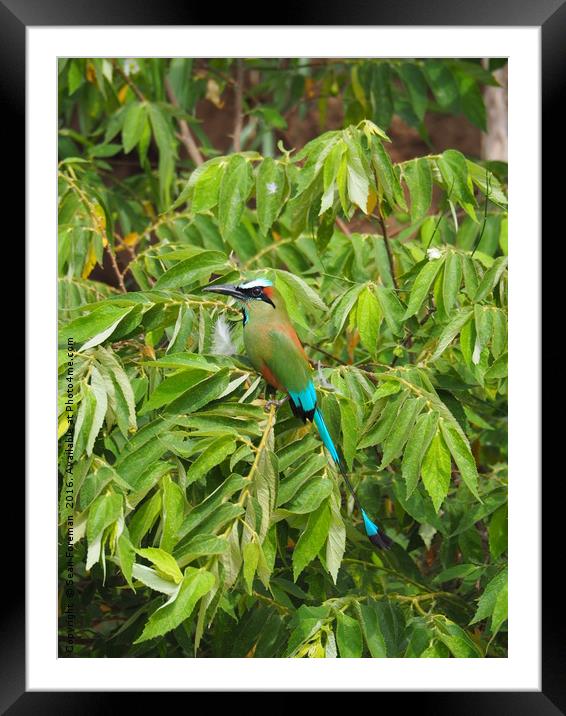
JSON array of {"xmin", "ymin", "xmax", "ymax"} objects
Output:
[{"xmin": 237, "ymin": 285, "xmax": 275, "ymax": 309}]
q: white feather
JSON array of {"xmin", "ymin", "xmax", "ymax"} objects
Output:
[
  {"xmin": 212, "ymin": 314, "xmax": 236, "ymax": 356},
  {"xmin": 240, "ymin": 278, "xmax": 273, "ymax": 289}
]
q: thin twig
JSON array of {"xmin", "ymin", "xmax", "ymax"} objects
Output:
[
  {"xmin": 304, "ymin": 342, "xmax": 348, "ymax": 366},
  {"xmin": 243, "ymin": 238, "xmax": 294, "ymax": 268},
  {"xmin": 335, "ymin": 217, "xmax": 352, "ymax": 236},
  {"xmin": 232, "ymin": 59, "xmax": 244, "ymax": 153},
  {"xmin": 105, "ymin": 244, "xmax": 127, "ymax": 293},
  {"xmin": 164, "ymin": 77, "xmax": 204, "ymax": 167},
  {"xmin": 112, "ymin": 60, "xmax": 146, "ymax": 102}
]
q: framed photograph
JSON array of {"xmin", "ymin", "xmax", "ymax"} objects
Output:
[{"xmin": 9, "ymin": 0, "xmax": 553, "ymax": 710}]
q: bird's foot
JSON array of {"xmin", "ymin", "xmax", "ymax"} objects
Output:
[{"xmin": 264, "ymin": 396, "xmax": 289, "ymax": 412}]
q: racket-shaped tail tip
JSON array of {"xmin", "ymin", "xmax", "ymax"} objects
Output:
[
  {"xmin": 362, "ymin": 509, "xmax": 393, "ymax": 550},
  {"xmin": 368, "ymin": 531, "xmax": 393, "ymax": 550}
]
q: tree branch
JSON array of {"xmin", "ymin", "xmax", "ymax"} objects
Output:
[{"xmin": 164, "ymin": 77, "xmax": 204, "ymax": 167}]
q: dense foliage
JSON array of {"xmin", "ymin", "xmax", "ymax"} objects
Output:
[{"xmin": 58, "ymin": 58, "xmax": 508, "ymax": 658}]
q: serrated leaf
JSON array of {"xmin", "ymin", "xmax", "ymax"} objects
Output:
[
  {"xmin": 403, "ymin": 257, "xmax": 445, "ymax": 319},
  {"xmin": 135, "ymin": 567, "xmax": 215, "ymax": 643},
  {"xmin": 185, "ymin": 435, "xmax": 237, "ymax": 486},
  {"xmin": 292, "ymin": 499, "xmax": 331, "ymax": 581},
  {"xmin": 86, "ymin": 365, "xmax": 108, "ymax": 455},
  {"xmin": 122, "ymin": 101, "xmax": 147, "ymax": 153},
  {"xmin": 421, "ymin": 429, "xmax": 451, "ymax": 512},
  {"xmin": 242, "ymin": 541, "xmax": 259, "ymax": 595},
  {"xmin": 356, "ymin": 286, "xmax": 382, "ymax": 354},
  {"xmin": 336, "ymin": 612, "xmax": 363, "ymax": 658},
  {"xmin": 401, "ymin": 410, "xmax": 438, "ymax": 498},
  {"xmin": 440, "ymin": 419, "xmax": 481, "ymax": 501},
  {"xmin": 136, "ymin": 547, "xmax": 183, "ymax": 584},
  {"xmin": 256, "ymin": 157, "xmax": 287, "ymax": 234},
  {"xmin": 325, "ymin": 491, "xmax": 346, "ymax": 584},
  {"xmin": 153, "ymin": 250, "xmax": 228, "ymax": 290},
  {"xmin": 442, "ymin": 251, "xmax": 463, "ymax": 316},
  {"xmin": 160, "ymin": 475, "xmax": 185, "ymax": 552},
  {"xmin": 218, "ymin": 155, "xmax": 254, "ymax": 239},
  {"xmin": 403, "ymin": 157, "xmax": 432, "ymax": 222},
  {"xmin": 431, "ymin": 307, "xmax": 474, "ymax": 361},
  {"xmin": 380, "ymin": 397, "xmax": 425, "ymax": 469}
]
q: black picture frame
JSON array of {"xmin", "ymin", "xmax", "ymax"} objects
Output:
[{"xmin": 11, "ymin": 1, "xmax": 553, "ymax": 711}]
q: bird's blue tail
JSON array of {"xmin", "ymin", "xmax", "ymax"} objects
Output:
[{"xmin": 313, "ymin": 407, "xmax": 392, "ymax": 550}]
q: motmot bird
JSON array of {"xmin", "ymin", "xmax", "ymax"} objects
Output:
[{"xmin": 203, "ymin": 277, "xmax": 392, "ymax": 549}]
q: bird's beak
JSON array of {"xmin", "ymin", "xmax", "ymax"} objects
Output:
[{"xmin": 202, "ymin": 283, "xmax": 247, "ymax": 301}]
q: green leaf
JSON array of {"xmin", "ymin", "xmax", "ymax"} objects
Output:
[
  {"xmin": 175, "ymin": 534, "xmax": 228, "ymax": 564},
  {"xmin": 491, "ymin": 580, "xmax": 508, "ymax": 635},
  {"xmin": 191, "ymin": 159, "xmax": 225, "ymax": 213},
  {"xmin": 401, "ymin": 410, "xmax": 438, "ymax": 498},
  {"xmin": 372, "ymin": 381, "xmax": 401, "ymax": 401},
  {"xmin": 356, "ymin": 286, "xmax": 382, "ymax": 355},
  {"xmin": 60, "ymin": 304, "xmax": 134, "ymax": 348},
  {"xmin": 331, "ymin": 284, "xmax": 365, "ymax": 338},
  {"xmin": 292, "ymin": 498, "xmax": 332, "ymax": 581},
  {"xmin": 434, "ymin": 616, "xmax": 482, "ymax": 657},
  {"xmin": 380, "ymin": 397, "xmax": 425, "ymax": 469},
  {"xmin": 336, "ymin": 612, "xmax": 363, "ymax": 658},
  {"xmin": 436, "ymin": 150, "xmax": 476, "ymax": 221},
  {"xmin": 153, "ymin": 250, "xmax": 228, "ymax": 290},
  {"xmin": 403, "ymin": 257, "xmax": 445, "ymax": 319},
  {"xmin": 370, "ymin": 64, "xmax": 394, "ymax": 129},
  {"xmin": 87, "ymin": 492, "xmax": 123, "ymax": 545},
  {"xmin": 122, "ymin": 101, "xmax": 148, "ymax": 153},
  {"xmin": 160, "ymin": 475, "xmax": 185, "ymax": 552},
  {"xmin": 423, "ymin": 61, "xmax": 460, "ymax": 110},
  {"xmin": 458, "ymin": 74, "xmax": 487, "ymax": 131},
  {"xmin": 375, "ymin": 286, "xmax": 405, "ymax": 336},
  {"xmin": 285, "ymin": 475, "xmax": 333, "ymax": 515},
  {"xmin": 218, "ymin": 154, "xmax": 254, "ymax": 240},
  {"xmin": 338, "ymin": 398, "xmax": 358, "ymax": 470},
  {"xmin": 325, "ymin": 491, "xmax": 346, "ymax": 584},
  {"xmin": 117, "ymin": 530, "xmax": 136, "ymax": 589},
  {"xmin": 274, "ymin": 270, "xmax": 328, "ymax": 313},
  {"xmin": 141, "ymin": 368, "xmax": 212, "ymax": 413},
  {"xmin": 430, "ymin": 307, "xmax": 473, "ymax": 362},
  {"xmin": 256, "ymin": 158, "xmax": 287, "ymax": 234},
  {"xmin": 357, "ymin": 602, "xmax": 387, "ymax": 657},
  {"xmin": 320, "ymin": 141, "xmax": 346, "ymax": 215},
  {"xmin": 403, "ymin": 158, "xmax": 432, "ymax": 222},
  {"xmin": 135, "ymin": 567, "xmax": 215, "ymax": 643},
  {"xmin": 136, "ymin": 547, "xmax": 183, "ymax": 584},
  {"xmin": 242, "ymin": 541, "xmax": 259, "ymax": 595},
  {"xmin": 185, "ymin": 435, "xmax": 237, "ymax": 486},
  {"xmin": 129, "ymin": 491, "xmax": 162, "ymax": 547},
  {"xmin": 442, "ymin": 251, "xmax": 463, "ymax": 316},
  {"xmin": 488, "ymin": 504, "xmax": 508, "ymax": 559},
  {"xmin": 86, "ymin": 365, "xmax": 108, "ymax": 455},
  {"xmin": 466, "ymin": 161, "xmax": 508, "ymax": 209},
  {"xmin": 373, "ymin": 600, "xmax": 406, "ymax": 657},
  {"xmin": 421, "ymin": 429, "xmax": 451, "ymax": 512},
  {"xmin": 439, "ymin": 419, "xmax": 481, "ymax": 501},
  {"xmin": 344, "ymin": 132, "xmax": 371, "ymax": 213},
  {"xmin": 371, "ymin": 136, "xmax": 406, "ymax": 210},
  {"xmin": 148, "ymin": 103, "xmax": 176, "ymax": 208},
  {"xmin": 399, "ymin": 63, "xmax": 429, "ymax": 120},
  {"xmin": 474, "ymin": 256, "xmax": 508, "ymax": 302},
  {"xmin": 471, "ymin": 568, "xmax": 507, "ymax": 627}
]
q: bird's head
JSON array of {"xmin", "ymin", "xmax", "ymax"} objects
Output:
[{"xmin": 202, "ymin": 277, "xmax": 280, "ymax": 311}]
